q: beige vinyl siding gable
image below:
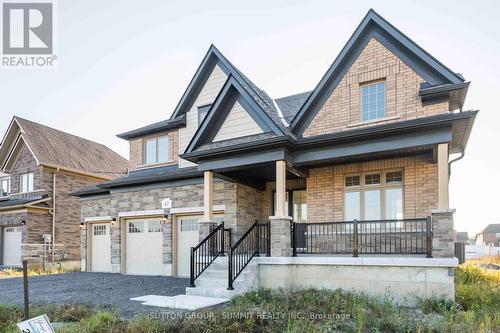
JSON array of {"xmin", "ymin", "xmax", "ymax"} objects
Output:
[
  {"xmin": 178, "ymin": 65, "xmax": 228, "ymax": 167},
  {"xmin": 213, "ymin": 101, "xmax": 263, "ymax": 142}
]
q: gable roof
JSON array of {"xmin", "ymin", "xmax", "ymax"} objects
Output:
[
  {"xmin": 169, "ymin": 45, "xmax": 289, "ymax": 135},
  {"xmin": 184, "ymin": 75, "xmax": 287, "ymax": 153},
  {"xmin": 481, "ymin": 224, "xmax": 500, "ymax": 234},
  {"xmin": 290, "ymin": 9, "xmax": 466, "ymax": 136},
  {"xmin": 0, "ymin": 117, "xmax": 128, "ymax": 179}
]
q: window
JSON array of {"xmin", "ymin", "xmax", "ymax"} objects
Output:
[
  {"xmin": 198, "ymin": 104, "xmax": 211, "ymax": 125},
  {"xmin": 180, "ymin": 219, "xmax": 198, "ymax": 232},
  {"xmin": 148, "ymin": 220, "xmax": 162, "ymax": 233},
  {"xmin": 344, "ymin": 171, "xmax": 403, "ymax": 221},
  {"xmin": 272, "ymin": 190, "xmax": 307, "ymax": 223},
  {"xmin": 20, "ymin": 172, "xmax": 34, "ymax": 193},
  {"xmin": 144, "ymin": 136, "xmax": 169, "ymax": 164},
  {"xmin": 93, "ymin": 225, "xmax": 107, "ymax": 236},
  {"xmin": 128, "ymin": 221, "xmax": 144, "ymax": 233},
  {"xmin": 0, "ymin": 177, "xmax": 10, "ymax": 196},
  {"xmin": 361, "ymin": 81, "xmax": 385, "ymax": 121}
]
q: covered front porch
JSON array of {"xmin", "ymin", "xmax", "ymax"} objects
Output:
[{"xmin": 196, "ymin": 142, "xmax": 453, "ymax": 260}]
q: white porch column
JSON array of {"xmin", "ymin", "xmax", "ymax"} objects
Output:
[
  {"xmin": 270, "ymin": 160, "xmax": 292, "ymax": 257},
  {"xmin": 199, "ymin": 170, "xmax": 215, "ymax": 240},
  {"xmin": 275, "ymin": 160, "xmax": 287, "ymax": 217},
  {"xmin": 437, "ymin": 143, "xmax": 449, "ymax": 210}
]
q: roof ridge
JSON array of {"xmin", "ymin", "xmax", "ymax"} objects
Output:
[{"xmin": 14, "ymin": 116, "xmax": 113, "ymax": 150}]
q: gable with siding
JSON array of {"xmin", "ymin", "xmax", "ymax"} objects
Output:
[
  {"xmin": 178, "ymin": 65, "xmax": 228, "ymax": 167},
  {"xmin": 213, "ymin": 101, "xmax": 263, "ymax": 142}
]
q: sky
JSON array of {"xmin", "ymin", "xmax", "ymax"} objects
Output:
[{"xmin": 0, "ymin": 0, "xmax": 498, "ymax": 236}]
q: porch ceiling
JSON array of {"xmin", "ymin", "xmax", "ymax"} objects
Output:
[{"xmin": 216, "ymin": 161, "xmax": 301, "ymax": 191}]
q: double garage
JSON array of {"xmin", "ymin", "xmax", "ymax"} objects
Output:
[{"xmin": 86, "ymin": 213, "xmax": 222, "ymax": 277}]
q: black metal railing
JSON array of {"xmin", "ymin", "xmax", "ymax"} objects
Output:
[
  {"xmin": 223, "ymin": 227, "xmax": 232, "ymax": 254},
  {"xmin": 292, "ymin": 217, "xmax": 432, "ymax": 257},
  {"xmin": 228, "ymin": 221, "xmax": 270, "ymax": 290},
  {"xmin": 189, "ymin": 222, "xmax": 225, "ymax": 287}
]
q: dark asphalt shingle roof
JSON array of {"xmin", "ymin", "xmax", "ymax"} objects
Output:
[
  {"xmin": 0, "ymin": 195, "xmax": 48, "ymax": 208},
  {"xmin": 275, "ymin": 91, "xmax": 312, "ymax": 124},
  {"xmin": 15, "ymin": 117, "xmax": 127, "ymax": 179},
  {"xmin": 116, "ymin": 116, "xmax": 186, "ymax": 140},
  {"xmin": 481, "ymin": 224, "xmax": 500, "ymax": 234}
]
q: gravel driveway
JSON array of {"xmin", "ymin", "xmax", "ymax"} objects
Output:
[{"xmin": 0, "ymin": 272, "xmax": 189, "ymax": 317}]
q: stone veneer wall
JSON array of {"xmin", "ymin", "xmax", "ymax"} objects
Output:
[{"xmin": 80, "ymin": 178, "xmax": 244, "ymax": 274}]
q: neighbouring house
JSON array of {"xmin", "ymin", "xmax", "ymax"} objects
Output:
[
  {"xmin": 475, "ymin": 224, "xmax": 500, "ymax": 246},
  {"xmin": 73, "ymin": 10, "xmax": 476, "ymax": 301},
  {"xmin": 455, "ymin": 231, "xmax": 472, "ymax": 244},
  {"xmin": 0, "ymin": 117, "xmax": 127, "ymax": 268}
]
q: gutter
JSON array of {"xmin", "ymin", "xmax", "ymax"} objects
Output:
[
  {"xmin": 50, "ymin": 167, "xmax": 59, "ymax": 262},
  {"xmin": 448, "ymin": 148, "xmax": 464, "ymax": 177}
]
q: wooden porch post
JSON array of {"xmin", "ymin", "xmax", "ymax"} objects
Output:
[
  {"xmin": 199, "ymin": 170, "xmax": 214, "ymax": 240},
  {"xmin": 269, "ymin": 160, "xmax": 292, "ymax": 257},
  {"xmin": 437, "ymin": 143, "xmax": 449, "ymax": 209}
]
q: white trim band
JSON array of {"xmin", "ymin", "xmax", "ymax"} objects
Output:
[
  {"xmin": 170, "ymin": 205, "xmax": 225, "ymax": 215},
  {"xmin": 118, "ymin": 210, "xmax": 164, "ymax": 218},
  {"xmin": 255, "ymin": 256, "xmax": 459, "ymax": 268},
  {"xmin": 84, "ymin": 216, "xmax": 112, "ymax": 223}
]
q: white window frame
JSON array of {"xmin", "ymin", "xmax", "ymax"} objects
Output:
[
  {"xmin": 360, "ymin": 80, "xmax": 386, "ymax": 122},
  {"xmin": 0, "ymin": 177, "xmax": 10, "ymax": 197},
  {"xmin": 20, "ymin": 172, "xmax": 34, "ymax": 193},
  {"xmin": 343, "ymin": 170, "xmax": 403, "ymax": 221},
  {"xmin": 143, "ymin": 136, "xmax": 170, "ymax": 165}
]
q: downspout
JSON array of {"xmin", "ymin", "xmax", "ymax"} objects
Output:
[
  {"xmin": 448, "ymin": 148, "xmax": 464, "ymax": 177},
  {"xmin": 51, "ymin": 168, "xmax": 59, "ymax": 261}
]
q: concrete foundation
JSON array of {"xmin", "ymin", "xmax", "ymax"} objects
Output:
[{"xmin": 256, "ymin": 257, "xmax": 457, "ymax": 302}]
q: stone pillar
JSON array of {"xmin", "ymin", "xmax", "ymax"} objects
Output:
[
  {"xmin": 431, "ymin": 209, "xmax": 455, "ymax": 258},
  {"xmin": 110, "ymin": 219, "xmax": 121, "ymax": 273},
  {"xmin": 270, "ymin": 160, "xmax": 292, "ymax": 257},
  {"xmin": 80, "ymin": 223, "xmax": 87, "ymax": 272},
  {"xmin": 162, "ymin": 215, "xmax": 172, "ymax": 276},
  {"xmin": 437, "ymin": 143, "xmax": 449, "ymax": 209},
  {"xmin": 200, "ymin": 170, "xmax": 215, "ymax": 241}
]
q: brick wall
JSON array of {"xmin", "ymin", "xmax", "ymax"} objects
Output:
[
  {"xmin": 304, "ymin": 38, "xmax": 450, "ymax": 137},
  {"xmin": 10, "ymin": 145, "xmax": 41, "ymax": 193},
  {"xmin": 260, "ymin": 179, "xmax": 307, "ymax": 221},
  {"xmin": 129, "ymin": 130, "xmax": 179, "ymax": 170},
  {"xmin": 306, "ymin": 154, "xmax": 438, "ymax": 222}
]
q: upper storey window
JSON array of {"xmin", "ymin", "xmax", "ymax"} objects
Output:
[
  {"xmin": 198, "ymin": 104, "xmax": 211, "ymax": 126},
  {"xmin": 361, "ymin": 81, "xmax": 385, "ymax": 122},
  {"xmin": 0, "ymin": 177, "xmax": 10, "ymax": 196},
  {"xmin": 20, "ymin": 172, "xmax": 34, "ymax": 193},
  {"xmin": 144, "ymin": 136, "xmax": 169, "ymax": 164}
]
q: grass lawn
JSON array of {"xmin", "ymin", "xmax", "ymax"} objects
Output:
[
  {"xmin": 0, "ymin": 266, "xmax": 79, "ymax": 278},
  {"xmin": 1, "ymin": 257, "xmax": 499, "ymax": 333}
]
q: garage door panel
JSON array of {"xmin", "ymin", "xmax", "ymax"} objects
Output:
[
  {"xmin": 91, "ymin": 223, "xmax": 111, "ymax": 272},
  {"xmin": 3, "ymin": 226, "xmax": 22, "ymax": 266},
  {"xmin": 126, "ymin": 220, "xmax": 163, "ymax": 275}
]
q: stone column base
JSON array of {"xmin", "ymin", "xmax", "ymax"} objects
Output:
[
  {"xmin": 199, "ymin": 220, "xmax": 215, "ymax": 241},
  {"xmin": 431, "ymin": 209, "xmax": 455, "ymax": 258},
  {"xmin": 269, "ymin": 216, "xmax": 292, "ymax": 257}
]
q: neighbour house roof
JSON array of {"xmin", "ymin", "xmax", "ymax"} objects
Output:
[
  {"xmin": 480, "ymin": 224, "xmax": 500, "ymax": 234},
  {"xmin": 0, "ymin": 195, "xmax": 50, "ymax": 210},
  {"xmin": 456, "ymin": 232, "xmax": 469, "ymax": 242},
  {"xmin": 275, "ymin": 91, "xmax": 312, "ymax": 124},
  {"xmin": 0, "ymin": 117, "xmax": 128, "ymax": 179}
]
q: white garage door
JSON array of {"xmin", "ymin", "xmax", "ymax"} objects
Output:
[
  {"xmin": 91, "ymin": 223, "xmax": 111, "ymax": 272},
  {"xmin": 126, "ymin": 219, "xmax": 163, "ymax": 275},
  {"xmin": 3, "ymin": 226, "xmax": 22, "ymax": 266},
  {"xmin": 176, "ymin": 214, "xmax": 224, "ymax": 277}
]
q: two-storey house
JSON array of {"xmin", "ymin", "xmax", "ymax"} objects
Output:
[
  {"xmin": 74, "ymin": 10, "xmax": 476, "ymax": 301},
  {"xmin": 0, "ymin": 117, "xmax": 127, "ymax": 267}
]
